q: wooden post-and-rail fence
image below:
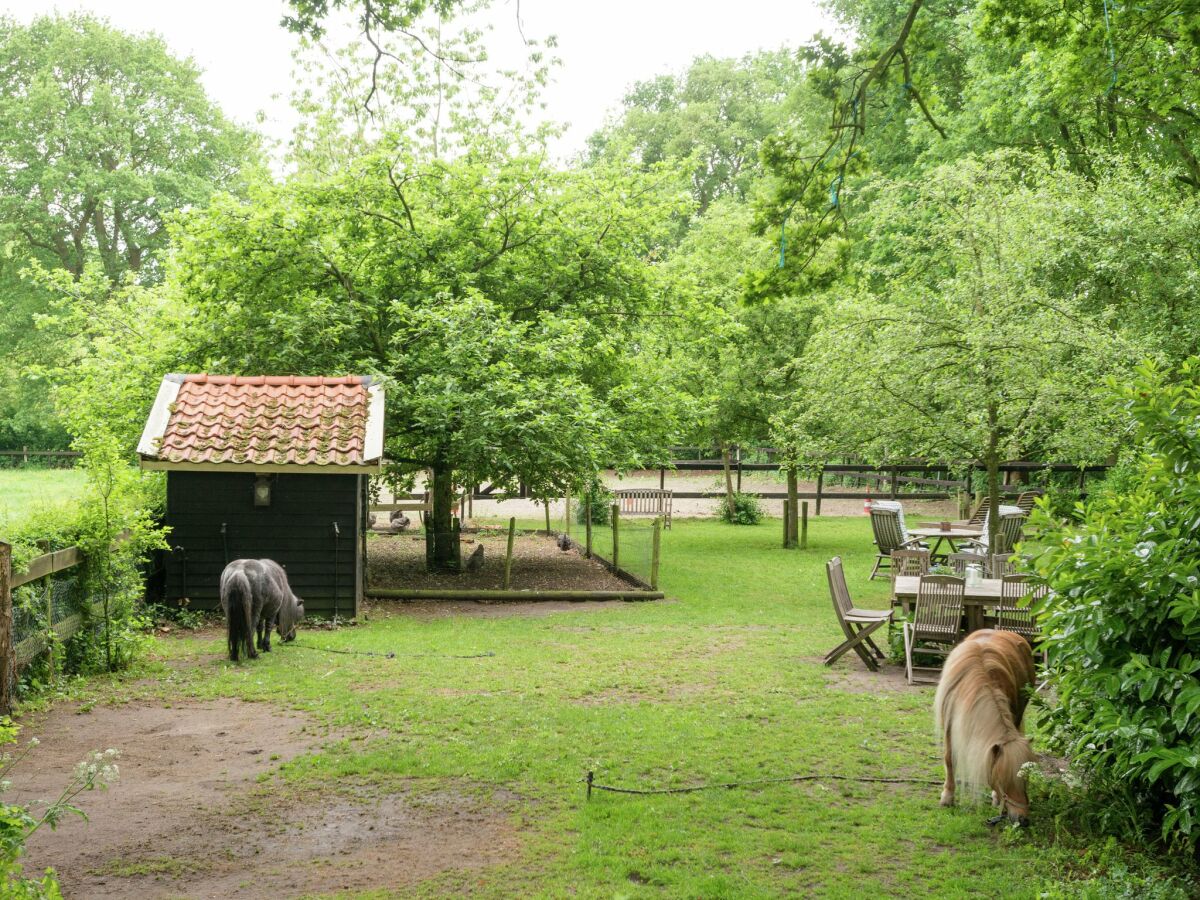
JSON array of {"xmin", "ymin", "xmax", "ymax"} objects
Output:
[
  {"xmin": 0, "ymin": 448, "xmax": 81, "ymax": 466},
  {"xmin": 0, "ymin": 538, "xmax": 117, "ymax": 715}
]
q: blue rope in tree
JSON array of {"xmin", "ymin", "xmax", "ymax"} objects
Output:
[
  {"xmin": 779, "ymin": 83, "xmax": 912, "ymax": 266},
  {"xmin": 1102, "ymin": 0, "xmax": 1119, "ymax": 95}
]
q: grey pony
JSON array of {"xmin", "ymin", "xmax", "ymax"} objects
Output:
[{"xmin": 219, "ymin": 559, "xmax": 305, "ymax": 662}]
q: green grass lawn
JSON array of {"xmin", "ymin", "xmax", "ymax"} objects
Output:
[
  {"xmin": 54, "ymin": 518, "xmax": 1115, "ymax": 896},
  {"xmin": 0, "ymin": 467, "xmax": 86, "ymax": 532}
]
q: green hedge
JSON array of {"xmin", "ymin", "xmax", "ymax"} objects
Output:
[{"xmin": 1036, "ymin": 359, "xmax": 1200, "ymax": 849}]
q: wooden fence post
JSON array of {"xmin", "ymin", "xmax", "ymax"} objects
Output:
[
  {"xmin": 0, "ymin": 542, "xmax": 12, "ymax": 715},
  {"xmin": 815, "ymin": 471, "xmax": 823, "ymax": 516},
  {"xmin": 565, "ymin": 487, "xmax": 571, "ymax": 537},
  {"xmin": 781, "ymin": 498, "xmax": 790, "ymax": 549},
  {"xmin": 503, "ymin": 517, "xmax": 516, "ymax": 589},
  {"xmin": 585, "ymin": 507, "xmax": 593, "ymax": 558},
  {"xmin": 651, "ymin": 516, "xmax": 662, "ymax": 590},
  {"xmin": 801, "ymin": 501, "xmax": 809, "ymax": 550},
  {"xmin": 611, "ymin": 503, "xmax": 620, "ymax": 570}
]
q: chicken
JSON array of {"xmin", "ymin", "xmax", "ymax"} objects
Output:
[{"xmin": 464, "ymin": 542, "xmax": 485, "ymax": 572}]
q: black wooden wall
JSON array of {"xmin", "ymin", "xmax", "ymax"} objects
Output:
[{"xmin": 163, "ymin": 471, "xmax": 362, "ymax": 617}]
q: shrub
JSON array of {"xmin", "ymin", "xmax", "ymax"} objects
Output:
[
  {"xmin": 3, "ymin": 430, "xmax": 165, "ymax": 688},
  {"xmin": 1033, "ymin": 358, "xmax": 1200, "ymax": 850},
  {"xmin": 576, "ymin": 484, "xmax": 615, "ymax": 525},
  {"xmin": 719, "ymin": 491, "xmax": 763, "ymax": 525}
]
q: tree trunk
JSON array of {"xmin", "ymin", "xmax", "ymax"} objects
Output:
[
  {"xmin": 721, "ymin": 444, "xmax": 736, "ymax": 514},
  {"xmin": 429, "ymin": 456, "xmax": 457, "ymax": 572},
  {"xmin": 985, "ymin": 453, "xmax": 1001, "ymax": 556},
  {"xmin": 985, "ymin": 402, "xmax": 1002, "ymax": 555}
]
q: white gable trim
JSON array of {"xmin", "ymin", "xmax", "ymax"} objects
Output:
[
  {"xmin": 136, "ymin": 375, "xmax": 183, "ymax": 459},
  {"xmin": 364, "ymin": 382, "xmax": 385, "ymax": 463}
]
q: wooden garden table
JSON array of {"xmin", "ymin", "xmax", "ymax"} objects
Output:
[
  {"xmin": 892, "ymin": 575, "xmax": 1001, "ymax": 634},
  {"xmin": 907, "ymin": 525, "xmax": 984, "ymax": 560}
]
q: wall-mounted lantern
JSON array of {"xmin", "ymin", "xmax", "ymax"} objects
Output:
[{"xmin": 253, "ymin": 474, "xmax": 272, "ymax": 507}]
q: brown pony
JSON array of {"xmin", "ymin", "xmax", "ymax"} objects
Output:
[{"xmin": 934, "ymin": 629, "xmax": 1036, "ymax": 825}]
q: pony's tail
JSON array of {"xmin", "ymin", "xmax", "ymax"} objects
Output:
[{"xmin": 225, "ymin": 571, "xmax": 254, "ymax": 662}]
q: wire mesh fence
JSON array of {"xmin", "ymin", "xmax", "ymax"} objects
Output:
[{"xmin": 12, "ymin": 569, "xmax": 95, "ymax": 669}]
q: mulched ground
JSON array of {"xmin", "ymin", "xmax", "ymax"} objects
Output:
[{"xmin": 366, "ymin": 530, "xmax": 635, "ymax": 593}]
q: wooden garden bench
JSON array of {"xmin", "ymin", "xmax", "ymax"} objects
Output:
[{"xmin": 613, "ymin": 488, "xmax": 673, "ymax": 529}]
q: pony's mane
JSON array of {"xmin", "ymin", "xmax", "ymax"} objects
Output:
[{"xmin": 935, "ymin": 632, "xmax": 1036, "ymax": 799}]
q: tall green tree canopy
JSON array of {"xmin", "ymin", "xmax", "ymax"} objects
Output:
[
  {"xmin": 589, "ymin": 50, "xmax": 809, "ymax": 215},
  {"xmin": 777, "ymin": 153, "xmax": 1137, "ymax": 547},
  {"xmin": 0, "ymin": 13, "xmax": 259, "ymax": 449},
  {"xmin": 169, "ymin": 106, "xmax": 687, "ymax": 566},
  {"xmin": 0, "ymin": 13, "xmax": 258, "ymax": 285}
]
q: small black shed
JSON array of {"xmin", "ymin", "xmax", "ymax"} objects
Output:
[{"xmin": 137, "ymin": 374, "xmax": 384, "ymax": 618}]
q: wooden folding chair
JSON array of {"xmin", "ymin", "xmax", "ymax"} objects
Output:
[
  {"xmin": 825, "ymin": 556, "xmax": 892, "ymax": 672},
  {"xmin": 1014, "ymin": 490, "xmax": 1042, "ymax": 515},
  {"xmin": 996, "ymin": 574, "xmax": 1046, "ymax": 645},
  {"xmin": 946, "ymin": 552, "xmax": 982, "ymax": 576},
  {"xmin": 988, "ymin": 552, "xmax": 1021, "ymax": 577},
  {"xmin": 903, "ymin": 574, "xmax": 965, "ymax": 685},
  {"xmin": 890, "ymin": 549, "xmax": 930, "ymax": 613},
  {"xmin": 964, "ymin": 510, "xmax": 1027, "ymax": 556},
  {"xmin": 890, "ymin": 548, "xmax": 930, "ymax": 581},
  {"xmin": 868, "ymin": 506, "xmax": 926, "ymax": 580}
]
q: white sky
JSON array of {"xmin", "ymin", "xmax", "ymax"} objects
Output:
[{"xmin": 2, "ymin": 1, "xmax": 841, "ymax": 158}]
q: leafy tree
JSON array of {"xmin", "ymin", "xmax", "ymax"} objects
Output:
[
  {"xmin": 588, "ymin": 50, "xmax": 810, "ymax": 215},
  {"xmin": 0, "ymin": 13, "xmax": 258, "ymax": 447},
  {"xmin": 776, "ymin": 153, "xmax": 1137, "ymax": 550},
  {"xmin": 283, "ymin": 0, "xmax": 461, "ymax": 39},
  {"xmin": 0, "ymin": 14, "xmax": 257, "ymax": 283},
  {"xmin": 758, "ymin": 0, "xmax": 1200, "ymax": 291},
  {"xmin": 978, "ymin": 0, "xmax": 1200, "ymax": 188},
  {"xmin": 658, "ymin": 199, "xmax": 818, "ymax": 513},
  {"xmin": 168, "ymin": 144, "xmax": 686, "ymax": 569}
]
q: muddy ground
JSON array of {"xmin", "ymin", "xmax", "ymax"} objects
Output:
[{"xmin": 8, "ymin": 699, "xmax": 520, "ymax": 898}]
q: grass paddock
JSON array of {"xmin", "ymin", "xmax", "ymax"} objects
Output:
[
  {"xmin": 0, "ymin": 467, "xmax": 86, "ymax": 532},
  {"xmin": 15, "ymin": 517, "xmax": 1116, "ymax": 896}
]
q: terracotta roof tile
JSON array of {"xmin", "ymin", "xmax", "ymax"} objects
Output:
[{"xmin": 153, "ymin": 374, "xmax": 376, "ymax": 468}]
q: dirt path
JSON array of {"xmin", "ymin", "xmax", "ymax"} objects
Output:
[{"xmin": 9, "ymin": 699, "xmax": 520, "ymax": 898}]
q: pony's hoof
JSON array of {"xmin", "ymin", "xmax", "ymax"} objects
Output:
[{"xmin": 939, "ymin": 790, "xmax": 954, "ymax": 807}]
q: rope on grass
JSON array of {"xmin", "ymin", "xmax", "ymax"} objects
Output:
[
  {"xmin": 290, "ymin": 642, "xmax": 495, "ymax": 660},
  {"xmin": 583, "ymin": 769, "xmax": 941, "ymax": 799}
]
